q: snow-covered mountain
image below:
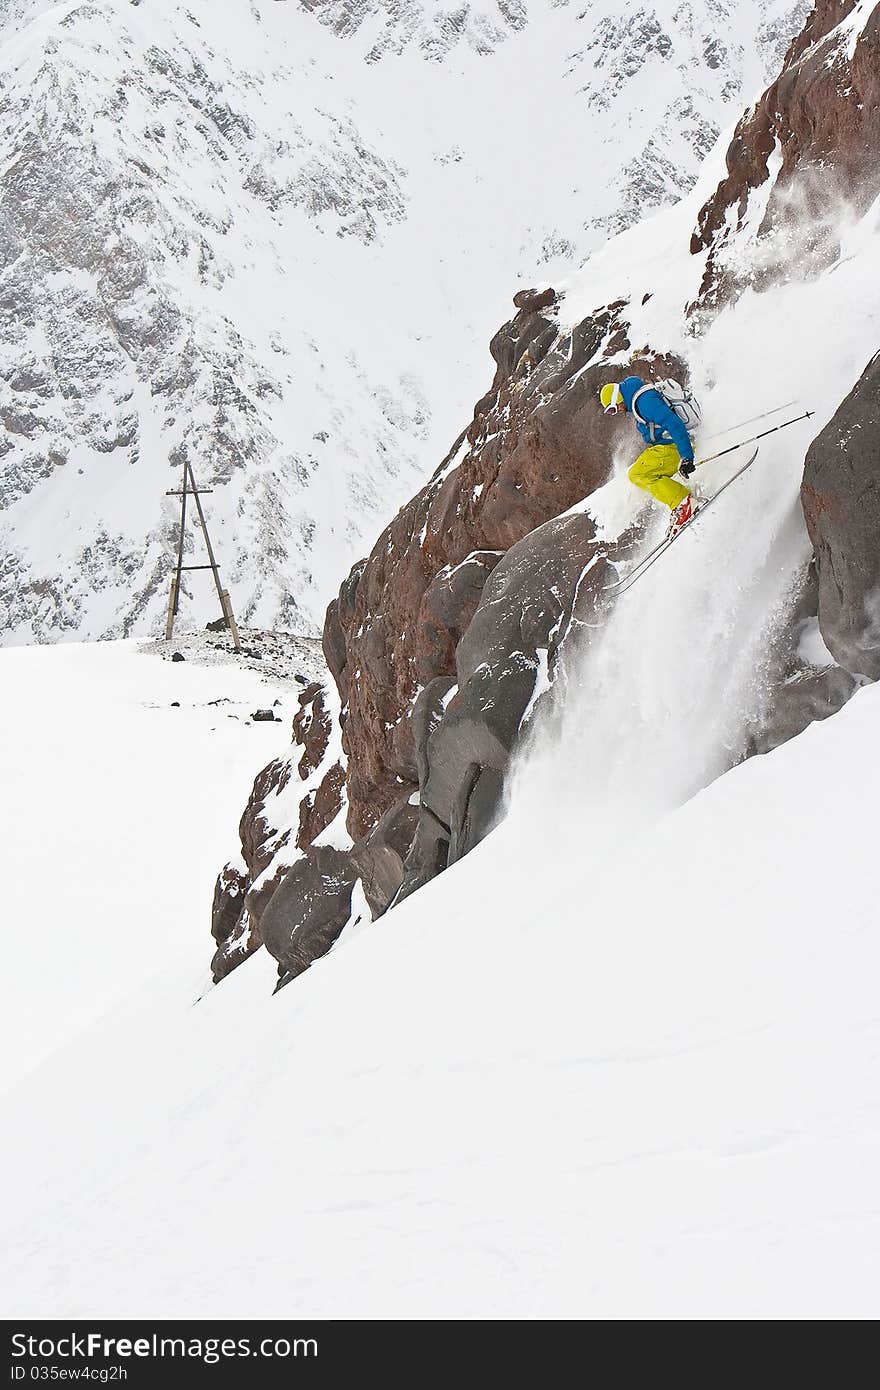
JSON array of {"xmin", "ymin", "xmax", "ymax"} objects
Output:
[{"xmin": 0, "ymin": 0, "xmax": 809, "ymax": 643}]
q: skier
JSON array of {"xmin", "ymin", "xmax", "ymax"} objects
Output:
[{"xmin": 600, "ymin": 377, "xmax": 699, "ymax": 536}]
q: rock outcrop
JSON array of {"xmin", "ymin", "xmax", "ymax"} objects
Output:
[
  {"xmin": 213, "ymin": 275, "xmax": 685, "ymax": 980},
  {"xmin": 211, "ymin": 678, "xmax": 347, "ymax": 983},
  {"xmin": 743, "ymin": 558, "xmax": 860, "ymax": 757},
  {"xmin": 333, "ymin": 296, "xmax": 682, "ymax": 844},
  {"xmin": 260, "ymin": 845, "xmax": 359, "ymax": 987},
  {"xmin": 692, "ymin": 0, "xmax": 880, "ymax": 305},
  {"xmin": 397, "ymin": 508, "xmax": 640, "ymax": 898},
  {"xmin": 802, "ymin": 351, "xmax": 880, "ymax": 679}
]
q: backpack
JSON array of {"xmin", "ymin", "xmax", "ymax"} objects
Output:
[{"xmin": 631, "ymin": 378, "xmax": 702, "ymax": 440}]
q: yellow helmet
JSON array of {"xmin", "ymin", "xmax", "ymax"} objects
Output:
[{"xmin": 600, "ymin": 382, "xmax": 622, "ymax": 411}]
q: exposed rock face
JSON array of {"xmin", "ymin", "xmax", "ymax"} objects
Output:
[
  {"xmin": 751, "ymin": 663, "xmax": 859, "ymax": 754},
  {"xmin": 334, "ymin": 295, "xmax": 682, "ymax": 845},
  {"xmin": 210, "ymin": 860, "xmax": 253, "ymax": 982},
  {"xmin": 744, "ymin": 560, "xmax": 860, "ymax": 756},
  {"xmin": 210, "ymin": 678, "xmax": 347, "ymax": 983},
  {"xmin": 415, "ymin": 550, "xmax": 505, "ymax": 685},
  {"xmin": 213, "ymin": 277, "xmax": 685, "ymax": 979},
  {"xmin": 351, "ymin": 794, "xmax": 420, "ymax": 917},
  {"xmin": 692, "ymin": 0, "xmax": 880, "ymax": 305},
  {"xmin": 802, "ymin": 351, "xmax": 880, "ymax": 679},
  {"xmin": 399, "ymin": 509, "xmax": 636, "ymax": 896},
  {"xmin": 261, "ymin": 845, "xmax": 359, "ymax": 986}
]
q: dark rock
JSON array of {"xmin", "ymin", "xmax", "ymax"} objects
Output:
[
  {"xmin": 170, "ymin": 701, "xmax": 180, "ymax": 707},
  {"xmin": 394, "ymin": 804, "xmax": 450, "ymax": 906},
  {"xmin": 260, "ymin": 845, "xmax": 358, "ymax": 981},
  {"xmin": 205, "ymin": 617, "xmax": 227, "ymax": 633},
  {"xmin": 330, "ymin": 287, "xmax": 669, "ymax": 842},
  {"xmin": 210, "ymin": 861, "xmax": 251, "ymax": 983},
  {"xmin": 252, "ymin": 709, "xmax": 276, "ymax": 721},
  {"xmin": 212, "ymin": 678, "xmax": 348, "ymax": 983},
  {"xmin": 692, "ymin": 2, "xmax": 880, "ymax": 307},
  {"xmin": 351, "ymin": 793, "xmax": 419, "ymax": 918},
  {"xmin": 323, "ymin": 560, "xmax": 363, "ymax": 703},
  {"xmin": 418, "ymin": 510, "xmax": 622, "ymax": 871},
  {"xmin": 512, "ymin": 286, "xmax": 557, "ymax": 313},
  {"xmin": 748, "ymin": 664, "xmax": 860, "ymax": 756},
  {"xmin": 292, "ymin": 682, "xmax": 332, "ymax": 778},
  {"xmin": 451, "ymin": 765, "xmax": 505, "ymax": 863},
  {"xmin": 297, "ymin": 760, "xmax": 346, "ymax": 848},
  {"xmin": 802, "ymin": 351, "xmax": 880, "ymax": 678},
  {"xmin": 239, "ymin": 756, "xmax": 296, "ymax": 908},
  {"xmin": 395, "ymin": 509, "xmax": 625, "ymax": 899},
  {"xmin": 419, "ymin": 660, "xmax": 534, "ymax": 845},
  {"xmin": 171, "ymin": 651, "xmax": 185, "ymax": 662},
  {"xmin": 415, "ymin": 549, "xmax": 503, "ymax": 686},
  {"xmin": 411, "ymin": 676, "xmax": 456, "ymax": 787},
  {"xmin": 743, "ymin": 558, "xmax": 860, "ymax": 755}
]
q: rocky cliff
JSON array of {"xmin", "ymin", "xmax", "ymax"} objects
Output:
[
  {"xmin": 692, "ymin": 0, "xmax": 878, "ymax": 302},
  {"xmin": 802, "ymin": 350, "xmax": 880, "ymax": 680},
  {"xmin": 214, "ymin": 0, "xmax": 880, "ymax": 987}
]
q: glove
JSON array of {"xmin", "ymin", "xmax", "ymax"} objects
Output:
[{"xmin": 679, "ymin": 460, "xmax": 696, "ymax": 478}]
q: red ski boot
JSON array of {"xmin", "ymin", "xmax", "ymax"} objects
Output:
[{"xmin": 667, "ymin": 493, "xmax": 696, "ymax": 539}]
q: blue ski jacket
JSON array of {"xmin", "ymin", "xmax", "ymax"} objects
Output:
[{"xmin": 618, "ymin": 376, "xmax": 694, "ymax": 463}]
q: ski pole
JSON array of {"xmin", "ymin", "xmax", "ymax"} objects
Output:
[
  {"xmin": 696, "ymin": 411, "xmax": 814, "ymax": 468},
  {"xmin": 699, "ymin": 400, "xmax": 799, "ymax": 445}
]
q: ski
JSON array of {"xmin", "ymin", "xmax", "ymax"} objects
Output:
[
  {"xmin": 603, "ymin": 525, "xmax": 676, "ymax": 595},
  {"xmin": 604, "ymin": 447, "xmax": 760, "ymax": 597}
]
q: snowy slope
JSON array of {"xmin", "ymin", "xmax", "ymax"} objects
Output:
[
  {"xmin": 0, "ymin": 0, "xmax": 809, "ymax": 644},
  {"xmin": 0, "ymin": 637, "xmax": 321, "ymax": 1078},
  {"xmin": 1, "ymin": 636, "xmax": 879, "ymax": 1317}
]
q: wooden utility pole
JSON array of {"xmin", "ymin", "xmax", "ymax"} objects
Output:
[{"xmin": 165, "ymin": 461, "xmax": 241, "ymax": 651}]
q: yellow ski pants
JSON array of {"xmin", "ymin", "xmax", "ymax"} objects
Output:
[{"xmin": 628, "ymin": 443, "xmax": 691, "ymax": 510}]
